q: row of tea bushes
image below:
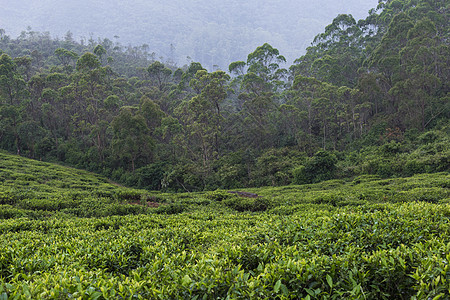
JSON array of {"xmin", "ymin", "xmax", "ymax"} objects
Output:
[
  {"xmin": 1, "ymin": 201, "xmax": 449, "ymax": 299},
  {"xmin": 2, "ymin": 148, "xmax": 449, "ymax": 220},
  {"xmin": 1, "ymin": 152, "xmax": 449, "ymax": 298}
]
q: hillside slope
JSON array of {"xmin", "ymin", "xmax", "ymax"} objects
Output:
[
  {"xmin": 1, "ymin": 151, "xmax": 450, "ymax": 298},
  {"xmin": 0, "ymin": 151, "xmax": 151, "ymax": 218}
]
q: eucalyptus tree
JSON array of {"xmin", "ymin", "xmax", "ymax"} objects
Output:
[
  {"xmin": 147, "ymin": 61, "xmax": 173, "ymax": 92},
  {"xmin": 55, "ymin": 48, "xmax": 79, "ymax": 69},
  {"xmin": 111, "ymin": 106, "xmax": 153, "ymax": 172},
  {"xmin": 0, "ymin": 54, "xmax": 28, "ymax": 154},
  {"xmin": 229, "ymin": 43, "xmax": 287, "ymax": 150},
  {"xmin": 175, "ymin": 69, "xmax": 230, "ymax": 188},
  {"xmin": 291, "ymin": 14, "xmax": 364, "ymax": 87},
  {"xmin": 0, "ymin": 54, "xmax": 27, "ymax": 105}
]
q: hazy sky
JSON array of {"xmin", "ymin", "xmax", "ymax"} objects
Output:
[{"xmin": 0, "ymin": 0, "xmax": 379, "ymax": 68}]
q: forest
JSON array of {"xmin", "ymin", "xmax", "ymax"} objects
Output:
[{"xmin": 0, "ymin": 0, "xmax": 449, "ymax": 192}]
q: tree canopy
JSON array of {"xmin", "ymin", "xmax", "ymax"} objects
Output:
[{"xmin": 0, "ymin": 0, "xmax": 448, "ymax": 191}]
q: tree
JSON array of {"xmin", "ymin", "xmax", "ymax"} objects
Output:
[
  {"xmin": 293, "ymin": 150, "xmax": 337, "ymax": 184},
  {"xmin": 76, "ymin": 52, "xmax": 101, "ymax": 72},
  {"xmin": 398, "ymin": 17, "xmax": 448, "ymax": 130},
  {"xmin": 0, "ymin": 54, "xmax": 27, "ymax": 105},
  {"xmin": 55, "ymin": 48, "xmax": 79, "ymax": 68},
  {"xmin": 14, "ymin": 56, "xmax": 33, "ymax": 81},
  {"xmin": 94, "ymin": 44, "xmax": 107, "ymax": 62},
  {"xmin": 0, "ymin": 104, "xmax": 22, "ymax": 154},
  {"xmin": 175, "ymin": 70, "xmax": 230, "ymax": 188},
  {"xmin": 0, "ymin": 54, "xmax": 28, "ymax": 155},
  {"xmin": 228, "ymin": 44, "xmax": 287, "ymax": 151},
  {"xmin": 147, "ymin": 61, "xmax": 172, "ymax": 91},
  {"xmin": 244, "ymin": 43, "xmax": 287, "ymax": 94},
  {"xmin": 291, "ymin": 14, "xmax": 364, "ymax": 87},
  {"xmin": 111, "ymin": 107, "xmax": 153, "ymax": 172},
  {"xmin": 366, "ymin": 12, "xmax": 414, "ymax": 119}
]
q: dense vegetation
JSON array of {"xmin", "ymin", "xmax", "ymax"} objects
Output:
[
  {"xmin": 1, "ymin": 0, "xmax": 449, "ymax": 192},
  {"xmin": 0, "ymin": 151, "xmax": 150, "ymax": 219},
  {"xmin": 1, "ymin": 0, "xmax": 377, "ymax": 69},
  {"xmin": 1, "ymin": 151, "xmax": 450, "ymax": 298},
  {"xmin": 1, "ymin": 1, "xmax": 449, "ymax": 298}
]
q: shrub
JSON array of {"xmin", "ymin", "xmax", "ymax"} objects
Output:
[
  {"xmin": 251, "ymin": 148, "xmax": 305, "ymax": 186},
  {"xmin": 351, "ymin": 175, "xmax": 381, "ymax": 185},
  {"xmin": 154, "ymin": 203, "xmax": 186, "ymax": 214},
  {"xmin": 136, "ymin": 162, "xmax": 166, "ymax": 190},
  {"xmin": 404, "ymin": 160, "xmax": 426, "ymax": 176},
  {"xmin": 292, "ymin": 165, "xmax": 307, "ymax": 185},
  {"xmin": 380, "ymin": 141, "xmax": 402, "ymax": 156},
  {"xmin": 223, "ymin": 196, "xmax": 271, "ymax": 212},
  {"xmin": 312, "ymin": 194, "xmax": 344, "ymax": 206},
  {"xmin": 206, "ymin": 190, "xmax": 232, "ymax": 201},
  {"xmin": 0, "ymin": 190, "xmax": 19, "ymax": 205},
  {"xmin": 292, "ymin": 151, "xmax": 337, "ymax": 184},
  {"xmin": 116, "ymin": 190, "xmax": 143, "ymax": 202},
  {"xmin": 0, "ymin": 205, "xmax": 27, "ymax": 219}
]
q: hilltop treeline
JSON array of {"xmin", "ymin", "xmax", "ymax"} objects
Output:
[
  {"xmin": 0, "ymin": 0, "xmax": 448, "ymax": 191},
  {"xmin": 1, "ymin": 0, "xmax": 376, "ymax": 69}
]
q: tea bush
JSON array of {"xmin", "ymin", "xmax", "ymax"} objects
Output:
[
  {"xmin": 223, "ymin": 196, "xmax": 271, "ymax": 212},
  {"xmin": 1, "ymin": 152, "xmax": 450, "ymax": 298},
  {"xmin": 1, "ymin": 201, "xmax": 450, "ymax": 299},
  {"xmin": 206, "ymin": 189, "xmax": 233, "ymax": 201}
]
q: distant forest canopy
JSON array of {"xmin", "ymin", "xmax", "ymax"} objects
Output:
[
  {"xmin": 0, "ymin": 0, "xmax": 449, "ymax": 192},
  {"xmin": 0, "ymin": 0, "xmax": 378, "ymax": 69}
]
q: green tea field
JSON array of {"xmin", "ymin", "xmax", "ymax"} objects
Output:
[{"xmin": 1, "ymin": 151, "xmax": 450, "ymax": 299}]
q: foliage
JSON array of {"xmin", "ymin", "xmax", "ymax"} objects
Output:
[
  {"xmin": 206, "ymin": 190, "xmax": 233, "ymax": 202},
  {"xmin": 293, "ymin": 150, "xmax": 337, "ymax": 184},
  {"xmin": 0, "ymin": 151, "xmax": 152, "ymax": 219},
  {"xmin": 223, "ymin": 196, "xmax": 271, "ymax": 212},
  {"xmin": 0, "ymin": 0, "xmax": 448, "ymax": 192},
  {"xmin": 0, "ymin": 1, "xmax": 449, "ymax": 297},
  {"xmin": 0, "ymin": 154, "xmax": 449, "ymax": 298}
]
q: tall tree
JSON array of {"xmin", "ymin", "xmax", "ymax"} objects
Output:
[{"xmin": 111, "ymin": 107, "xmax": 153, "ymax": 172}]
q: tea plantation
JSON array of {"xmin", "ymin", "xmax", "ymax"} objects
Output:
[{"xmin": 1, "ymin": 151, "xmax": 450, "ymax": 299}]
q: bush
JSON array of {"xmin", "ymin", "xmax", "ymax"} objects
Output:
[
  {"xmin": 351, "ymin": 175, "xmax": 381, "ymax": 185},
  {"xmin": 154, "ymin": 203, "xmax": 186, "ymax": 214},
  {"xmin": 292, "ymin": 151, "xmax": 337, "ymax": 184},
  {"xmin": 312, "ymin": 194, "xmax": 344, "ymax": 206},
  {"xmin": 223, "ymin": 196, "xmax": 271, "ymax": 212},
  {"xmin": 116, "ymin": 190, "xmax": 143, "ymax": 202},
  {"xmin": 0, "ymin": 190, "xmax": 19, "ymax": 205},
  {"xmin": 0, "ymin": 205, "xmax": 27, "ymax": 219},
  {"xmin": 418, "ymin": 130, "xmax": 439, "ymax": 144},
  {"xmin": 251, "ymin": 148, "xmax": 305, "ymax": 186},
  {"xmin": 404, "ymin": 160, "xmax": 426, "ymax": 176},
  {"xmin": 380, "ymin": 141, "xmax": 402, "ymax": 156},
  {"xmin": 363, "ymin": 157, "xmax": 402, "ymax": 178},
  {"xmin": 206, "ymin": 190, "xmax": 232, "ymax": 201},
  {"xmin": 292, "ymin": 165, "xmax": 307, "ymax": 185},
  {"xmin": 136, "ymin": 163, "xmax": 166, "ymax": 190}
]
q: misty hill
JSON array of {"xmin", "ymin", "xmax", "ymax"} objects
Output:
[{"xmin": 1, "ymin": 0, "xmax": 377, "ymax": 69}]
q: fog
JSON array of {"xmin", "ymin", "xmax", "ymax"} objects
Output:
[{"xmin": 0, "ymin": 0, "xmax": 379, "ymax": 68}]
